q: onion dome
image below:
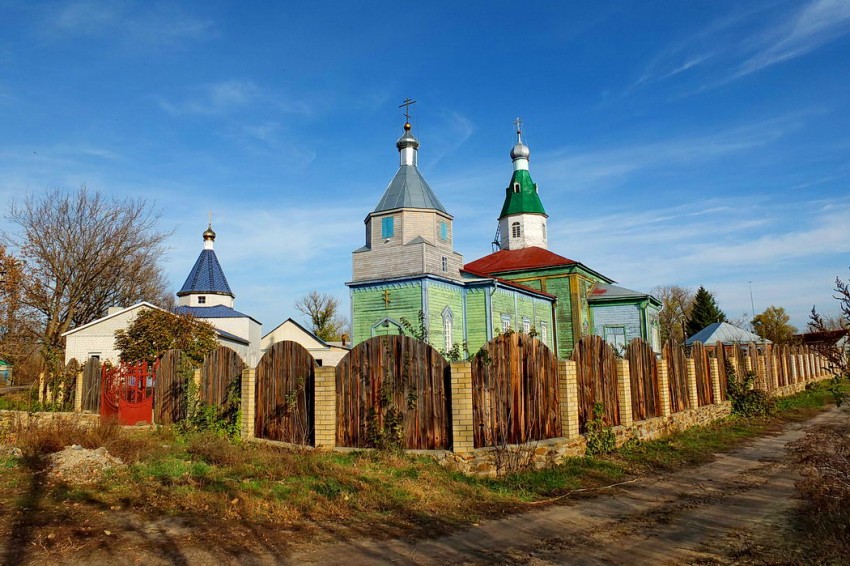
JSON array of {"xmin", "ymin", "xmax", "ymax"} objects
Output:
[
  {"xmin": 396, "ymin": 122, "xmax": 420, "ymax": 150},
  {"xmin": 510, "ymin": 141, "xmax": 530, "ymax": 161},
  {"xmin": 203, "ymin": 224, "xmax": 216, "ymax": 241}
]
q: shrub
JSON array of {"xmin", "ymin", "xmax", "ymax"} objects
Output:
[
  {"xmin": 585, "ymin": 403, "xmax": 616, "ymax": 456},
  {"xmin": 725, "ymin": 360, "xmax": 775, "ymax": 417}
]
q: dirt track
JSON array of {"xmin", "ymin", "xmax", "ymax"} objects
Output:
[{"xmin": 8, "ymin": 405, "xmax": 846, "ymax": 565}]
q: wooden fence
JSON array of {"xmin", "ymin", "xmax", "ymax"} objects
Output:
[
  {"xmin": 471, "ymin": 333, "xmax": 561, "ymax": 448},
  {"xmin": 627, "ymin": 338, "xmax": 661, "ymax": 421},
  {"xmin": 154, "ymin": 350, "xmax": 187, "ymax": 425},
  {"xmin": 81, "ymin": 357, "xmax": 101, "ymax": 412},
  {"xmin": 200, "ymin": 346, "xmax": 244, "ymax": 410},
  {"xmin": 255, "ymin": 341, "xmax": 315, "ymax": 445},
  {"xmin": 711, "ymin": 342, "xmax": 729, "ymax": 401},
  {"xmin": 691, "ymin": 342, "xmax": 714, "ymax": 406},
  {"xmin": 335, "ymin": 335, "xmax": 450, "ymax": 450},
  {"xmin": 664, "ymin": 341, "xmax": 690, "ymax": 412},
  {"xmin": 572, "ymin": 335, "xmax": 620, "ymax": 430}
]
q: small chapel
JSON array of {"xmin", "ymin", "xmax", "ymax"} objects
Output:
[{"xmin": 349, "ymin": 108, "xmax": 660, "ymax": 359}]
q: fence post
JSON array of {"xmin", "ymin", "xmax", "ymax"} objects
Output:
[
  {"xmin": 615, "ymin": 359, "xmax": 633, "ymax": 428},
  {"xmin": 74, "ymin": 368, "xmax": 84, "ymax": 412},
  {"xmin": 450, "ymin": 362, "xmax": 474, "ymax": 453},
  {"xmin": 240, "ymin": 366, "xmax": 256, "ymax": 440},
  {"xmin": 38, "ymin": 372, "xmax": 45, "ymax": 404},
  {"xmin": 709, "ymin": 357, "xmax": 722, "ymax": 403},
  {"xmin": 657, "ymin": 358, "xmax": 672, "ymax": 417},
  {"xmin": 193, "ymin": 368, "xmax": 201, "ymax": 390},
  {"xmin": 313, "ymin": 365, "xmax": 336, "ymax": 449},
  {"xmin": 756, "ymin": 354, "xmax": 767, "ymax": 390},
  {"xmin": 686, "ymin": 358, "xmax": 699, "ymax": 409},
  {"xmin": 558, "ymin": 360, "xmax": 580, "ymax": 438}
]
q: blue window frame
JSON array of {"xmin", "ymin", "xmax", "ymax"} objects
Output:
[
  {"xmin": 381, "ymin": 217, "xmax": 394, "ymax": 238},
  {"xmin": 439, "ymin": 221, "xmax": 448, "ymax": 241}
]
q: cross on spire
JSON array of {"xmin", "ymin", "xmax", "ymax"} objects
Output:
[
  {"xmin": 208, "ymin": 210, "xmax": 213, "ymax": 226},
  {"xmin": 514, "ymin": 117, "xmax": 523, "ymax": 143},
  {"xmin": 399, "ymin": 98, "xmax": 416, "ymax": 123}
]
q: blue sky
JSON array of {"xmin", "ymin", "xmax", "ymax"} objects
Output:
[{"xmin": 1, "ymin": 0, "xmax": 848, "ymax": 332}]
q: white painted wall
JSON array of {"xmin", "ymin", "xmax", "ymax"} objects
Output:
[{"xmin": 499, "ymin": 213, "xmax": 548, "ymax": 250}]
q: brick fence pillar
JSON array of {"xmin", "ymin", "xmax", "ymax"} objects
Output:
[
  {"xmin": 74, "ymin": 368, "xmax": 84, "ymax": 412},
  {"xmin": 558, "ymin": 360, "xmax": 580, "ymax": 438},
  {"xmin": 658, "ymin": 358, "xmax": 672, "ymax": 417},
  {"xmin": 615, "ymin": 359, "xmax": 633, "ymax": 427},
  {"xmin": 450, "ymin": 362, "xmax": 474, "ymax": 454},
  {"xmin": 313, "ymin": 365, "xmax": 336, "ymax": 449},
  {"xmin": 686, "ymin": 358, "xmax": 699, "ymax": 409},
  {"xmin": 756, "ymin": 354, "xmax": 767, "ymax": 391},
  {"xmin": 240, "ymin": 367, "xmax": 256, "ymax": 440},
  {"xmin": 709, "ymin": 357, "xmax": 722, "ymax": 403},
  {"xmin": 38, "ymin": 371, "xmax": 45, "ymax": 404}
]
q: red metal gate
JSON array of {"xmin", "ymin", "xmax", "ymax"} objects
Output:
[{"xmin": 100, "ymin": 362, "xmax": 154, "ymax": 425}]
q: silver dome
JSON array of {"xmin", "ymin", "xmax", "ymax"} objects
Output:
[
  {"xmin": 511, "ymin": 142, "xmax": 530, "ymax": 160},
  {"xmin": 396, "ymin": 123, "xmax": 420, "ymax": 150}
]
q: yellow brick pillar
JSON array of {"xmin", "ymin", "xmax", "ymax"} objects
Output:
[
  {"xmin": 74, "ymin": 368, "xmax": 84, "ymax": 412},
  {"xmin": 38, "ymin": 371, "xmax": 46, "ymax": 404},
  {"xmin": 615, "ymin": 359, "xmax": 633, "ymax": 427},
  {"xmin": 709, "ymin": 357, "xmax": 722, "ymax": 403},
  {"xmin": 193, "ymin": 368, "xmax": 201, "ymax": 390},
  {"xmin": 657, "ymin": 359, "xmax": 672, "ymax": 417},
  {"xmin": 450, "ymin": 362, "xmax": 474, "ymax": 454},
  {"xmin": 313, "ymin": 365, "xmax": 337, "ymax": 449},
  {"xmin": 756, "ymin": 354, "xmax": 767, "ymax": 391},
  {"xmin": 789, "ymin": 352, "xmax": 798, "ymax": 384},
  {"xmin": 240, "ymin": 367, "xmax": 256, "ymax": 440},
  {"xmin": 558, "ymin": 360, "xmax": 580, "ymax": 438},
  {"xmin": 686, "ymin": 358, "xmax": 699, "ymax": 408}
]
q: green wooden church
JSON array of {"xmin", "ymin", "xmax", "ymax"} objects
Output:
[{"xmin": 348, "ymin": 115, "xmax": 660, "ymax": 358}]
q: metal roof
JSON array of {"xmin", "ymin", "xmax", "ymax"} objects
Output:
[
  {"xmin": 589, "ymin": 283, "xmax": 660, "ymax": 305},
  {"xmin": 685, "ymin": 322, "xmax": 768, "ymax": 346},
  {"xmin": 174, "ymin": 305, "xmax": 261, "ymax": 325},
  {"xmin": 177, "ymin": 249, "xmax": 233, "ymax": 297},
  {"xmin": 373, "ymin": 165, "xmax": 447, "ymax": 214},
  {"xmin": 499, "ymin": 169, "xmax": 546, "ymax": 219}
]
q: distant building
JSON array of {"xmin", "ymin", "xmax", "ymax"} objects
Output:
[
  {"xmin": 261, "ymin": 318, "xmax": 350, "ymax": 367},
  {"xmin": 684, "ymin": 321, "xmax": 768, "ymax": 346}
]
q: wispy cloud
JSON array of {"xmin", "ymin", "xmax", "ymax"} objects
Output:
[
  {"xmin": 632, "ymin": 0, "xmax": 850, "ymax": 92},
  {"xmin": 158, "ymin": 80, "xmax": 260, "ymax": 116},
  {"xmin": 44, "ymin": 0, "xmax": 215, "ymax": 48}
]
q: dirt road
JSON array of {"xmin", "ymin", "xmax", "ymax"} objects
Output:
[
  {"xmin": 9, "ymin": 405, "xmax": 845, "ymax": 565},
  {"xmin": 286, "ymin": 405, "xmax": 847, "ymax": 565}
]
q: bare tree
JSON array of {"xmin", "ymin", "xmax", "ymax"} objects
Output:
[
  {"xmin": 809, "ymin": 272, "xmax": 850, "ymax": 404},
  {"xmin": 652, "ymin": 285, "xmax": 694, "ymax": 344},
  {"xmin": 3, "ymin": 186, "xmax": 172, "ymax": 365},
  {"xmin": 295, "ymin": 291, "xmax": 347, "ymax": 342}
]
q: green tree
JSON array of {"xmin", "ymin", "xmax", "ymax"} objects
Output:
[
  {"xmin": 114, "ymin": 308, "xmax": 218, "ymax": 365},
  {"xmin": 294, "ymin": 291, "xmax": 347, "ymax": 341},
  {"xmin": 686, "ymin": 286, "xmax": 727, "ymax": 338},
  {"xmin": 752, "ymin": 305, "xmax": 797, "ymax": 344}
]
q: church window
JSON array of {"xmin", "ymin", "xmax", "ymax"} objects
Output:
[
  {"xmin": 513, "ymin": 183, "xmax": 520, "ymax": 193},
  {"xmin": 511, "ymin": 222, "xmax": 521, "ymax": 238},
  {"xmin": 198, "ymin": 296, "xmax": 206, "ymax": 304},
  {"xmin": 381, "ymin": 217, "xmax": 394, "ymax": 239},
  {"xmin": 442, "ymin": 307, "xmax": 453, "ymax": 351},
  {"xmin": 522, "ymin": 318, "xmax": 531, "ymax": 334},
  {"xmin": 439, "ymin": 221, "xmax": 448, "ymax": 241},
  {"xmin": 441, "ymin": 256, "xmax": 448, "ymax": 272},
  {"xmin": 540, "ymin": 322, "xmax": 548, "ymax": 345},
  {"xmin": 542, "ymin": 223, "xmax": 546, "ymax": 240}
]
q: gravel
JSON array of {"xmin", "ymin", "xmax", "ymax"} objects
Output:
[{"xmin": 45, "ymin": 444, "xmax": 123, "ymax": 484}]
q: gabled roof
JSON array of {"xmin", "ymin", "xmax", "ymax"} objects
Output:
[
  {"xmin": 794, "ymin": 329, "xmax": 848, "ymax": 346},
  {"xmin": 499, "ymin": 169, "xmax": 546, "ymax": 219},
  {"xmin": 174, "ymin": 305, "xmax": 261, "ymax": 325},
  {"xmin": 589, "ymin": 283, "xmax": 660, "ymax": 306},
  {"xmin": 262, "ymin": 317, "xmax": 330, "ymax": 348},
  {"xmin": 216, "ymin": 328, "xmax": 250, "ymax": 346},
  {"xmin": 177, "ymin": 249, "xmax": 233, "ymax": 297},
  {"xmin": 685, "ymin": 322, "xmax": 768, "ymax": 346},
  {"xmin": 62, "ymin": 301, "xmax": 162, "ymax": 337},
  {"xmin": 373, "ymin": 165, "xmax": 447, "ymax": 214},
  {"xmin": 461, "ymin": 268, "xmax": 556, "ymax": 300}
]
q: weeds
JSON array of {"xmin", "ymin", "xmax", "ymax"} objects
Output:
[
  {"xmin": 585, "ymin": 403, "xmax": 616, "ymax": 456},
  {"xmin": 725, "ymin": 360, "xmax": 775, "ymax": 417}
]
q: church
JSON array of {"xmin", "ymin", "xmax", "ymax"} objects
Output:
[
  {"xmin": 349, "ymin": 112, "xmax": 660, "ymax": 359},
  {"xmin": 63, "ymin": 224, "xmax": 263, "ymax": 365}
]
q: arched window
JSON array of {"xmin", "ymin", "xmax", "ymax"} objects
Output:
[
  {"xmin": 442, "ymin": 307, "xmax": 453, "ymax": 351},
  {"xmin": 513, "ymin": 183, "xmax": 520, "ymax": 193},
  {"xmin": 511, "ymin": 222, "xmax": 521, "ymax": 238},
  {"xmin": 542, "ymin": 223, "xmax": 546, "ymax": 240}
]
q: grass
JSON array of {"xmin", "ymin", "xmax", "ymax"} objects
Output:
[{"xmin": 0, "ymin": 380, "xmax": 842, "ymax": 558}]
